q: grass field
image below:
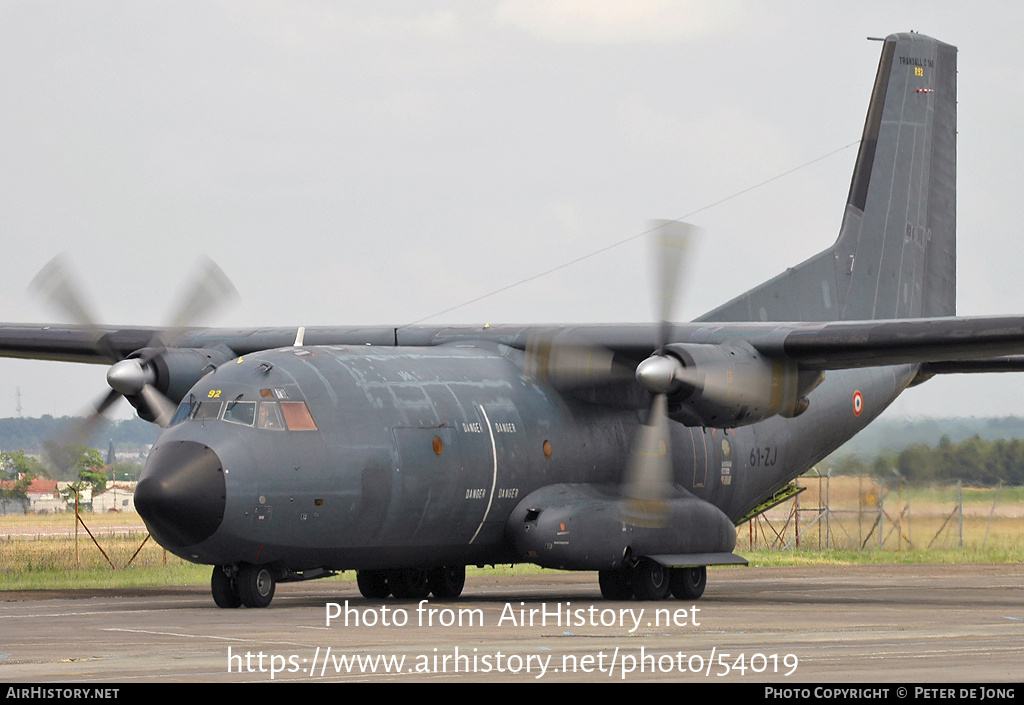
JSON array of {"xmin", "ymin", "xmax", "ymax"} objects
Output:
[{"xmin": 1, "ymin": 477, "xmax": 1021, "ymax": 591}]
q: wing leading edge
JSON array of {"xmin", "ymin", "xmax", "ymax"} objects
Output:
[{"xmin": 2, "ymin": 316, "xmax": 1024, "ymax": 374}]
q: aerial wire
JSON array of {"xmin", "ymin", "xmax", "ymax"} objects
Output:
[{"xmin": 399, "ymin": 140, "xmax": 861, "ymax": 328}]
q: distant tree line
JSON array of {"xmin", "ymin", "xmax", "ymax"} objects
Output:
[
  {"xmin": 829, "ymin": 434, "xmax": 1024, "ymax": 485},
  {"xmin": 837, "ymin": 415, "xmax": 1024, "ymax": 458},
  {"xmin": 0, "ymin": 416, "xmax": 159, "ymax": 453}
]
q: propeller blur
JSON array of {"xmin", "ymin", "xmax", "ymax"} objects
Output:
[{"xmin": 5, "ymin": 32, "xmax": 1024, "ymax": 608}]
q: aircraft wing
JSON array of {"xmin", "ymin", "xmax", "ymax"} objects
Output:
[
  {"xmin": 0, "ymin": 324, "xmax": 159, "ymax": 364},
  {"xmin": 4, "ymin": 316, "xmax": 1024, "ymax": 371},
  {"xmin": 3, "ymin": 315, "xmax": 1024, "ymax": 429},
  {"xmin": 759, "ymin": 316, "xmax": 1024, "ymax": 370},
  {"xmin": 0, "ymin": 324, "xmax": 399, "ymax": 364},
  {"xmin": 414, "ymin": 315, "xmax": 1024, "ymax": 372}
]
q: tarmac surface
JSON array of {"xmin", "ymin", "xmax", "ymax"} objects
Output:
[{"xmin": 1, "ymin": 563, "xmax": 1022, "ymax": 683}]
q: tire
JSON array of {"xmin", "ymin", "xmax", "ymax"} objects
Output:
[
  {"xmin": 631, "ymin": 558, "xmax": 670, "ymax": 601},
  {"xmin": 598, "ymin": 568, "xmax": 633, "ymax": 600},
  {"xmin": 389, "ymin": 568, "xmax": 431, "ymax": 599},
  {"xmin": 236, "ymin": 564, "xmax": 275, "ymax": 608},
  {"xmin": 670, "ymin": 566, "xmax": 707, "ymax": 600},
  {"xmin": 357, "ymin": 569, "xmax": 391, "ymax": 599},
  {"xmin": 428, "ymin": 565, "xmax": 466, "ymax": 598},
  {"xmin": 211, "ymin": 566, "xmax": 241, "ymax": 608}
]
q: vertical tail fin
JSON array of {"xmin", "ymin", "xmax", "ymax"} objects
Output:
[{"xmin": 700, "ymin": 32, "xmax": 957, "ymax": 323}]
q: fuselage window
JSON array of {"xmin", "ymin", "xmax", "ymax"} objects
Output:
[
  {"xmin": 258, "ymin": 401, "xmax": 285, "ymax": 430},
  {"xmin": 280, "ymin": 401, "xmax": 318, "ymax": 431},
  {"xmin": 223, "ymin": 400, "xmax": 256, "ymax": 426}
]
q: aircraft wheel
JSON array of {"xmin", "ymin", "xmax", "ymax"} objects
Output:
[
  {"xmin": 211, "ymin": 566, "xmax": 241, "ymax": 608},
  {"xmin": 598, "ymin": 568, "xmax": 633, "ymax": 600},
  {"xmin": 428, "ymin": 565, "xmax": 466, "ymax": 598},
  {"xmin": 357, "ymin": 569, "xmax": 392, "ymax": 599},
  {"xmin": 237, "ymin": 564, "xmax": 276, "ymax": 608},
  {"xmin": 670, "ymin": 566, "xmax": 707, "ymax": 600},
  {"xmin": 631, "ymin": 558, "xmax": 670, "ymax": 601},
  {"xmin": 389, "ymin": 568, "xmax": 431, "ymax": 599}
]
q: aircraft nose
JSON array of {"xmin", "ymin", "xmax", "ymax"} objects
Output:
[{"xmin": 135, "ymin": 440, "xmax": 226, "ymax": 547}]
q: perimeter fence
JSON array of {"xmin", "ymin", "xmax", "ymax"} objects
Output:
[{"xmin": 735, "ymin": 472, "xmax": 1024, "ymax": 552}]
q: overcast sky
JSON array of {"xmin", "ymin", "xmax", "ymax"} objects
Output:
[{"xmin": 2, "ymin": 1, "xmax": 1024, "ymax": 421}]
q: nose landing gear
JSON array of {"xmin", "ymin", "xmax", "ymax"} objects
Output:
[
  {"xmin": 211, "ymin": 564, "xmax": 276, "ymax": 608},
  {"xmin": 211, "ymin": 566, "xmax": 241, "ymax": 608}
]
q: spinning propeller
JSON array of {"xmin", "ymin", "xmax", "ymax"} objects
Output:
[
  {"xmin": 29, "ymin": 254, "xmax": 237, "ymax": 435},
  {"xmin": 621, "ymin": 220, "xmax": 699, "ymax": 527},
  {"xmin": 526, "ymin": 220, "xmax": 822, "ymax": 526},
  {"xmin": 525, "ymin": 220, "xmax": 703, "ymax": 528}
]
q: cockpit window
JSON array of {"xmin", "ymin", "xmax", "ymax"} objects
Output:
[
  {"xmin": 169, "ymin": 398, "xmax": 220, "ymax": 426},
  {"xmin": 171, "ymin": 394, "xmax": 316, "ymax": 431},
  {"xmin": 190, "ymin": 400, "xmax": 223, "ymax": 421},
  {"xmin": 170, "ymin": 400, "xmax": 191, "ymax": 426},
  {"xmin": 223, "ymin": 400, "xmax": 256, "ymax": 426},
  {"xmin": 280, "ymin": 401, "xmax": 318, "ymax": 431},
  {"xmin": 257, "ymin": 401, "xmax": 285, "ymax": 431}
]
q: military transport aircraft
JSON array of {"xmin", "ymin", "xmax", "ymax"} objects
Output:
[{"xmin": 3, "ymin": 31, "xmax": 1023, "ymax": 608}]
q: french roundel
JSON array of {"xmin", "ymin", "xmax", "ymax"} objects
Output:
[{"xmin": 852, "ymin": 390, "xmax": 864, "ymax": 416}]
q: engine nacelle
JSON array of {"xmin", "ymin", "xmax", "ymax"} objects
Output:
[
  {"xmin": 146, "ymin": 346, "xmax": 236, "ymax": 402},
  {"xmin": 122, "ymin": 346, "xmax": 235, "ymax": 421},
  {"xmin": 505, "ymin": 483, "xmax": 737, "ymax": 570},
  {"xmin": 661, "ymin": 342, "xmax": 822, "ymax": 428}
]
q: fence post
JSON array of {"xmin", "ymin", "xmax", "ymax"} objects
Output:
[
  {"xmin": 983, "ymin": 482, "xmax": 1003, "ymax": 550},
  {"xmin": 892, "ymin": 468, "xmax": 902, "ymax": 551},
  {"xmin": 795, "ymin": 479, "xmax": 800, "ymax": 549},
  {"xmin": 826, "ymin": 468, "xmax": 832, "ymax": 550},
  {"xmin": 958, "ymin": 480, "xmax": 963, "ymax": 549},
  {"xmin": 858, "ymin": 475, "xmax": 863, "ymax": 548},
  {"xmin": 879, "ymin": 490, "xmax": 884, "ymax": 550}
]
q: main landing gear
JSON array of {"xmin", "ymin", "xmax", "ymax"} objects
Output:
[
  {"xmin": 356, "ymin": 565, "xmax": 466, "ymax": 600},
  {"xmin": 598, "ymin": 562, "xmax": 707, "ymax": 601}
]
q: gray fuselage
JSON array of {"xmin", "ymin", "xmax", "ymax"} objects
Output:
[{"xmin": 139, "ymin": 343, "xmax": 913, "ymax": 573}]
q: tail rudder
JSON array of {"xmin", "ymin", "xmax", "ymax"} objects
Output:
[{"xmin": 700, "ymin": 32, "xmax": 957, "ymax": 323}]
